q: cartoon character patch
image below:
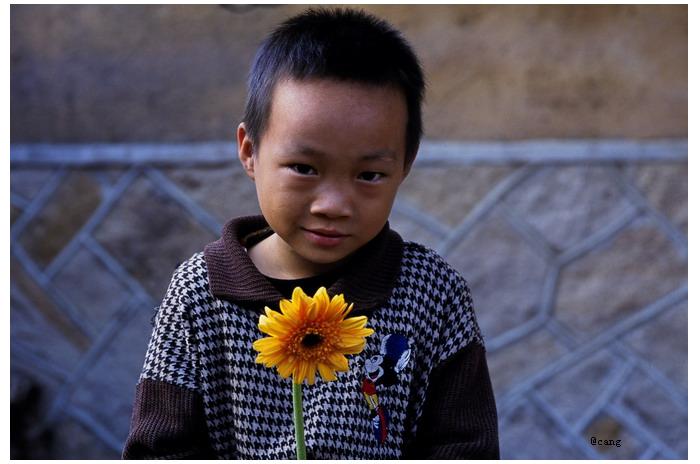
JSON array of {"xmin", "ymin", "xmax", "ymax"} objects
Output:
[{"xmin": 361, "ymin": 334, "xmax": 411, "ymax": 443}]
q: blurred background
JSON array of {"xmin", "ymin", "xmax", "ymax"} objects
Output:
[{"xmin": 10, "ymin": 4, "xmax": 687, "ymax": 459}]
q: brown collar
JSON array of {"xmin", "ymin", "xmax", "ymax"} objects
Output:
[{"xmin": 203, "ymin": 215, "xmax": 404, "ymax": 315}]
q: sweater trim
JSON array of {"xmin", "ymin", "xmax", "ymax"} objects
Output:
[{"xmin": 202, "ymin": 215, "xmax": 404, "ymax": 314}]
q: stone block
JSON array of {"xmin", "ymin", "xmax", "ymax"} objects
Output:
[
  {"xmin": 487, "ymin": 328, "xmax": 567, "ymax": 395},
  {"xmin": 614, "ymin": 370, "xmax": 687, "ymax": 458},
  {"xmin": 11, "ymin": 289, "xmax": 86, "ymax": 458},
  {"xmin": 49, "ymin": 417, "xmax": 118, "ymax": 459},
  {"xmin": 11, "ymin": 370, "xmax": 55, "ymax": 459},
  {"xmin": 584, "ymin": 413, "xmax": 644, "ymax": 459},
  {"xmin": 10, "ymin": 168, "xmax": 54, "ymax": 200},
  {"xmin": 623, "ymin": 300, "xmax": 687, "ymax": 392},
  {"xmin": 628, "ymin": 163, "xmax": 687, "ymax": 237},
  {"xmin": 52, "ymin": 245, "xmax": 130, "ymax": 337},
  {"xmin": 500, "ymin": 401, "xmax": 584, "ymax": 459},
  {"xmin": 11, "ymin": 256, "xmax": 90, "ymax": 367},
  {"xmin": 11, "ymin": 294, "xmax": 83, "ymax": 388},
  {"xmin": 164, "ymin": 164, "xmax": 260, "ymax": 225},
  {"xmin": 398, "ymin": 165, "xmax": 515, "ymax": 228},
  {"xmin": 93, "ymin": 175, "xmax": 217, "ymax": 299},
  {"xmin": 19, "ymin": 171, "xmax": 102, "ymax": 268},
  {"xmin": 445, "ymin": 214, "xmax": 548, "ymax": 340},
  {"xmin": 502, "ymin": 165, "xmax": 632, "ymax": 252},
  {"xmin": 537, "ymin": 349, "xmax": 619, "ymax": 425},
  {"xmin": 67, "ymin": 303, "xmax": 154, "ymax": 455},
  {"xmin": 11, "ymin": 204, "xmax": 22, "ymax": 225},
  {"xmin": 556, "ymin": 218, "xmax": 687, "ymax": 336},
  {"xmin": 92, "ymin": 168, "xmax": 127, "ymax": 187},
  {"xmin": 388, "ymin": 209, "xmax": 442, "ymax": 251}
]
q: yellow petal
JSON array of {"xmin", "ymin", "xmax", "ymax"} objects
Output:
[
  {"xmin": 265, "ymin": 307, "xmax": 295, "ymax": 328},
  {"xmin": 254, "ymin": 342, "xmax": 285, "ymax": 357},
  {"xmin": 279, "ymin": 299, "xmax": 300, "ymax": 319},
  {"xmin": 339, "ymin": 316, "xmax": 369, "ymax": 329},
  {"xmin": 253, "ymin": 336, "xmax": 283, "ymax": 352},
  {"xmin": 292, "ymin": 287, "xmax": 313, "ymax": 313},
  {"xmin": 326, "ymin": 352, "xmax": 349, "ymax": 372},
  {"xmin": 259, "ymin": 318, "xmax": 290, "ymax": 338},
  {"xmin": 330, "ymin": 292, "xmax": 346, "ymax": 307},
  {"xmin": 306, "ymin": 364, "xmax": 317, "ymax": 385},
  {"xmin": 307, "ymin": 300, "xmax": 319, "ymax": 321},
  {"xmin": 339, "ymin": 323, "xmax": 374, "ymax": 334},
  {"xmin": 294, "ymin": 361, "xmax": 308, "ymax": 385},
  {"xmin": 342, "ymin": 342, "xmax": 367, "ymax": 354},
  {"xmin": 318, "ymin": 363, "xmax": 337, "ymax": 382},
  {"xmin": 313, "ymin": 287, "xmax": 330, "ymax": 311},
  {"xmin": 341, "ymin": 302, "xmax": 355, "ymax": 319},
  {"xmin": 314, "ymin": 292, "xmax": 331, "ymax": 320},
  {"xmin": 327, "ymin": 298, "xmax": 348, "ymax": 321},
  {"xmin": 257, "ymin": 351, "xmax": 287, "ymax": 367},
  {"xmin": 292, "ymin": 286, "xmax": 307, "ymax": 302},
  {"xmin": 277, "ymin": 356, "xmax": 295, "ymax": 378},
  {"xmin": 340, "ymin": 328, "xmax": 375, "ymax": 341}
]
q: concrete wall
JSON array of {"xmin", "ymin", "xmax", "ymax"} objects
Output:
[
  {"xmin": 11, "ymin": 4, "xmax": 687, "ymax": 459},
  {"xmin": 11, "ymin": 4, "xmax": 687, "ymax": 142}
]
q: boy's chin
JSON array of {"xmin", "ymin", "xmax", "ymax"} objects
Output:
[
  {"xmin": 301, "ymin": 249, "xmax": 353, "ymax": 266},
  {"xmin": 296, "ymin": 245, "xmax": 360, "ymax": 268}
]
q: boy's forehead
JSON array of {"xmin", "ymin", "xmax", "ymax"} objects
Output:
[
  {"xmin": 264, "ymin": 78, "xmax": 407, "ymax": 158},
  {"xmin": 268, "ymin": 78, "xmax": 406, "ymax": 129},
  {"xmin": 283, "ymin": 141, "xmax": 399, "ymax": 162}
]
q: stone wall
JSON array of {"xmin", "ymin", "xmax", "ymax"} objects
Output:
[
  {"xmin": 10, "ymin": 142, "xmax": 687, "ymax": 459},
  {"xmin": 11, "ymin": 4, "xmax": 687, "ymax": 460}
]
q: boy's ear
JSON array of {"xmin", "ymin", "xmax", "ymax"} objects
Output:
[{"xmin": 237, "ymin": 122, "xmax": 256, "ymax": 180}]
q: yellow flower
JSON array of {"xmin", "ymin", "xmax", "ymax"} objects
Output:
[{"xmin": 253, "ymin": 286, "xmax": 374, "ymax": 385}]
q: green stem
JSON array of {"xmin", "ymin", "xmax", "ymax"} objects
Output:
[{"xmin": 292, "ymin": 382, "xmax": 307, "ymax": 460}]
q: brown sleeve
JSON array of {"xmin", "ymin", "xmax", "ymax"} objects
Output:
[
  {"xmin": 405, "ymin": 342, "xmax": 500, "ymax": 459},
  {"xmin": 122, "ymin": 378, "xmax": 218, "ymax": 459}
]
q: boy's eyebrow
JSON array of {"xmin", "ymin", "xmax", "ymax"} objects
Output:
[{"xmin": 292, "ymin": 144, "xmax": 397, "ymax": 161}]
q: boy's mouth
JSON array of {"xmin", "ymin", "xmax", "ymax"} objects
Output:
[
  {"xmin": 304, "ymin": 228, "xmax": 348, "ymax": 238},
  {"xmin": 302, "ymin": 228, "xmax": 349, "ymax": 247}
]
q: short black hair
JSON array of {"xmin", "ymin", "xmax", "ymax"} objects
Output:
[{"xmin": 243, "ymin": 8, "xmax": 425, "ymax": 169}]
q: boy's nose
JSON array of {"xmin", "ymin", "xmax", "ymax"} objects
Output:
[{"xmin": 309, "ymin": 186, "xmax": 353, "ymax": 218}]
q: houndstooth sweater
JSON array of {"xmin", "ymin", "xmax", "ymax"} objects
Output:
[{"xmin": 123, "ymin": 215, "xmax": 499, "ymax": 459}]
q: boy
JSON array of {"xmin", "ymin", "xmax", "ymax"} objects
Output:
[{"xmin": 123, "ymin": 8, "xmax": 499, "ymax": 459}]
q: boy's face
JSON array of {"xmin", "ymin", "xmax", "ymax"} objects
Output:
[{"xmin": 238, "ymin": 78, "xmax": 410, "ymax": 277}]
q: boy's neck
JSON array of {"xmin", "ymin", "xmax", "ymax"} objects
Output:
[{"xmin": 247, "ymin": 233, "xmax": 347, "ymax": 280}]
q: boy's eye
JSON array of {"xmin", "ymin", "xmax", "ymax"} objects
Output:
[
  {"xmin": 358, "ymin": 171, "xmax": 384, "ymax": 182},
  {"xmin": 289, "ymin": 164, "xmax": 317, "ymax": 176}
]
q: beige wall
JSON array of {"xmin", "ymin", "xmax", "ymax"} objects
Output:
[{"xmin": 11, "ymin": 4, "xmax": 687, "ymax": 142}]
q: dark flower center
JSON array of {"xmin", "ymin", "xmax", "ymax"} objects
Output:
[{"xmin": 301, "ymin": 333, "xmax": 323, "ymax": 348}]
